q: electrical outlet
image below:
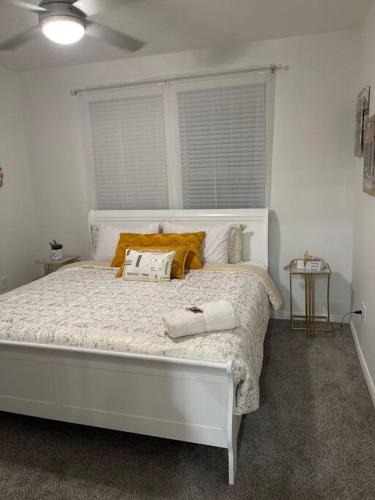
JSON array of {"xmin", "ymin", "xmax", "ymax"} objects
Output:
[
  {"xmin": 0, "ymin": 276, "xmax": 8, "ymax": 293},
  {"xmin": 361, "ymin": 301, "xmax": 367, "ymax": 323}
]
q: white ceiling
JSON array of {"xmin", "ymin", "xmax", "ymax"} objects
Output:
[{"xmin": 0, "ymin": 0, "xmax": 372, "ymax": 72}]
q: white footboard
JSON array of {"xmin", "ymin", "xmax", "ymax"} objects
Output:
[{"xmin": 0, "ymin": 341, "xmax": 241, "ymax": 484}]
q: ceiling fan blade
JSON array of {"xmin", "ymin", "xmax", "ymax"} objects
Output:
[
  {"xmin": 4, "ymin": 0, "xmax": 46, "ymax": 12},
  {"xmin": 0, "ymin": 26, "xmax": 39, "ymax": 50},
  {"xmin": 73, "ymin": 0, "xmax": 123, "ymax": 16},
  {"xmin": 86, "ymin": 21, "xmax": 145, "ymax": 52}
]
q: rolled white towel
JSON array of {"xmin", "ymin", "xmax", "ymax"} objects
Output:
[
  {"xmin": 162, "ymin": 309, "xmax": 206, "ymax": 338},
  {"xmin": 162, "ymin": 300, "xmax": 237, "ymax": 338},
  {"xmin": 200, "ymin": 300, "xmax": 236, "ymax": 332}
]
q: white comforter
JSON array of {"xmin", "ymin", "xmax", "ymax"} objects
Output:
[{"xmin": 0, "ymin": 263, "xmax": 277, "ymax": 415}]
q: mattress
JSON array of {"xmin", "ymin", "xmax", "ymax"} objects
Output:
[{"xmin": 0, "ymin": 262, "xmax": 281, "ymax": 415}]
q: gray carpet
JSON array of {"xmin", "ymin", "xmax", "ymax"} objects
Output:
[{"xmin": 0, "ymin": 320, "xmax": 374, "ymax": 499}]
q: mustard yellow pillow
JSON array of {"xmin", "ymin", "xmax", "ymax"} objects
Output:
[
  {"xmin": 116, "ymin": 245, "xmax": 188, "ymax": 279},
  {"xmin": 111, "ymin": 232, "xmax": 205, "ymax": 269}
]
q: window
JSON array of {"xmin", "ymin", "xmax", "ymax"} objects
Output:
[
  {"xmin": 82, "ymin": 72, "xmax": 273, "ymax": 210},
  {"xmin": 177, "ymin": 81, "xmax": 267, "ymax": 208},
  {"xmin": 87, "ymin": 86, "xmax": 169, "ymax": 210}
]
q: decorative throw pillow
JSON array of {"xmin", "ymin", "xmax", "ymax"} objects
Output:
[
  {"xmin": 90, "ymin": 224, "xmax": 101, "ymax": 255},
  {"xmin": 111, "ymin": 232, "xmax": 205, "ymax": 269},
  {"xmin": 120, "ymin": 249, "xmax": 175, "ymax": 282},
  {"xmin": 162, "ymin": 222, "xmax": 232, "ymax": 263},
  {"xmin": 116, "ymin": 245, "xmax": 188, "ymax": 279},
  {"xmin": 228, "ymin": 225, "xmax": 244, "ymax": 264},
  {"xmin": 94, "ymin": 223, "xmax": 160, "ymax": 261}
]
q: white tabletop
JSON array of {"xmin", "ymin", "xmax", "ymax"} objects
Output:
[{"xmin": 35, "ymin": 256, "xmax": 80, "ymax": 265}]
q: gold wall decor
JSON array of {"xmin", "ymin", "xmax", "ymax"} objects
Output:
[
  {"xmin": 363, "ymin": 114, "xmax": 375, "ymax": 196},
  {"xmin": 0, "ymin": 166, "xmax": 4, "ymax": 188},
  {"xmin": 354, "ymin": 86, "xmax": 370, "ymax": 158}
]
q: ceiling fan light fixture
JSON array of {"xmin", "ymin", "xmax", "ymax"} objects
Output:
[{"xmin": 41, "ymin": 16, "xmax": 85, "ymax": 45}]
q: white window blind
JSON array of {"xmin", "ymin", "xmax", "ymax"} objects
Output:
[
  {"xmin": 177, "ymin": 82, "xmax": 267, "ymax": 209},
  {"xmin": 88, "ymin": 90, "xmax": 169, "ymax": 210}
]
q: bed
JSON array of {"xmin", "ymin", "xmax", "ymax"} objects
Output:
[{"xmin": 0, "ymin": 208, "xmax": 280, "ymax": 484}]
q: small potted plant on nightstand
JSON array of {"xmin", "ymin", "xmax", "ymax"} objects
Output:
[{"xmin": 50, "ymin": 239, "xmax": 64, "ymax": 260}]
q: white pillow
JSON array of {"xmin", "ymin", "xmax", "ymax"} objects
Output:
[
  {"xmin": 122, "ymin": 249, "xmax": 175, "ymax": 282},
  {"xmin": 94, "ymin": 223, "xmax": 160, "ymax": 261},
  {"xmin": 162, "ymin": 221, "xmax": 232, "ymax": 263}
]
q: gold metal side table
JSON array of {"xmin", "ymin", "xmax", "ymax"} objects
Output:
[{"xmin": 289, "ymin": 259, "xmax": 333, "ymax": 337}]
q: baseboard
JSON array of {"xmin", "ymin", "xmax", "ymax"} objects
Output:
[{"xmin": 350, "ymin": 320, "xmax": 375, "ymax": 409}]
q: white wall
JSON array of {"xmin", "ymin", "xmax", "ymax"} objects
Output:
[
  {"xmin": 0, "ymin": 66, "xmax": 39, "ymax": 291},
  {"xmin": 20, "ymin": 30, "xmax": 359, "ymax": 317},
  {"xmin": 352, "ymin": 0, "xmax": 375, "ymax": 393}
]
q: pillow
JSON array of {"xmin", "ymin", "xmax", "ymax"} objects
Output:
[
  {"xmin": 111, "ymin": 232, "xmax": 205, "ymax": 269},
  {"xmin": 120, "ymin": 249, "xmax": 175, "ymax": 282},
  {"xmin": 116, "ymin": 245, "xmax": 188, "ymax": 279},
  {"xmin": 228, "ymin": 225, "xmax": 244, "ymax": 264},
  {"xmin": 94, "ymin": 223, "xmax": 160, "ymax": 261},
  {"xmin": 90, "ymin": 224, "xmax": 101, "ymax": 255},
  {"xmin": 162, "ymin": 222, "xmax": 232, "ymax": 263}
]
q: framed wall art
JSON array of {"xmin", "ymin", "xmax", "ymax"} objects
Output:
[
  {"xmin": 363, "ymin": 114, "xmax": 375, "ymax": 196},
  {"xmin": 354, "ymin": 86, "xmax": 370, "ymax": 158}
]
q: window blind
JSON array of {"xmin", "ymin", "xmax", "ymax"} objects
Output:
[
  {"xmin": 88, "ymin": 92, "xmax": 169, "ymax": 210},
  {"xmin": 177, "ymin": 83, "xmax": 267, "ymax": 209}
]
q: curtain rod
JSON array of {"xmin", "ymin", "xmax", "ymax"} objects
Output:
[{"xmin": 71, "ymin": 64, "xmax": 289, "ymax": 96}]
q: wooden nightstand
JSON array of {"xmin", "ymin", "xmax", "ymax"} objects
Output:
[
  {"xmin": 288, "ymin": 259, "xmax": 334, "ymax": 337},
  {"xmin": 35, "ymin": 256, "xmax": 80, "ymax": 275}
]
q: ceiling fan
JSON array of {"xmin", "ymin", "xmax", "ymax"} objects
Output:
[{"xmin": 0, "ymin": 0, "xmax": 145, "ymax": 51}]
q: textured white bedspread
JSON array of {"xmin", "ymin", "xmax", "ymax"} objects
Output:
[{"xmin": 0, "ymin": 264, "xmax": 271, "ymax": 414}]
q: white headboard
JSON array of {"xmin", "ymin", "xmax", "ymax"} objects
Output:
[{"xmin": 89, "ymin": 208, "xmax": 269, "ymax": 267}]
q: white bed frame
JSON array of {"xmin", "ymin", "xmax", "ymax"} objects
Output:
[{"xmin": 0, "ymin": 208, "xmax": 268, "ymax": 484}]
